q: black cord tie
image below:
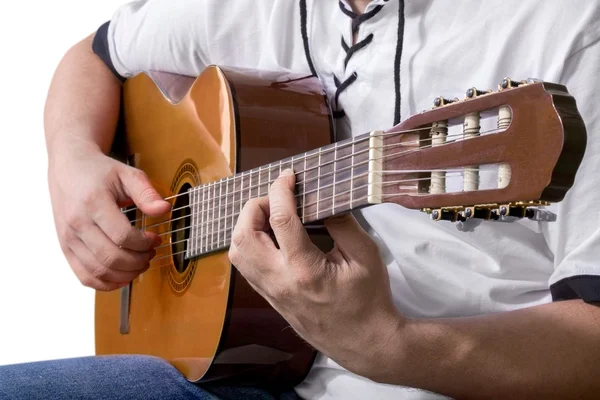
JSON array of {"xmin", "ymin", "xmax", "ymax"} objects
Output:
[
  {"xmin": 332, "ymin": 72, "xmax": 358, "ymax": 118},
  {"xmin": 333, "ymin": 1, "xmax": 386, "ymax": 118},
  {"xmin": 341, "ymin": 33, "xmax": 374, "ymax": 68},
  {"xmin": 338, "ymin": 2, "xmax": 384, "ymax": 34}
]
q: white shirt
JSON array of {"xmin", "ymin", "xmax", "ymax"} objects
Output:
[{"xmin": 102, "ymin": 1, "xmax": 600, "ymax": 398}]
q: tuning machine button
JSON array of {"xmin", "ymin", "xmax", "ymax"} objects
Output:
[
  {"xmin": 463, "ymin": 206, "xmax": 475, "ymax": 219},
  {"xmin": 498, "ymin": 77, "xmax": 528, "ymax": 91},
  {"xmin": 425, "ymin": 201, "xmax": 557, "ymax": 224},
  {"xmin": 433, "ymin": 96, "xmax": 459, "ymax": 108},
  {"xmin": 460, "ymin": 204, "xmax": 500, "ymax": 221},
  {"xmin": 498, "ymin": 203, "xmax": 527, "ymax": 218},
  {"xmin": 431, "ymin": 208, "xmax": 460, "ymax": 222},
  {"xmin": 465, "ymin": 87, "xmax": 492, "ymax": 99}
]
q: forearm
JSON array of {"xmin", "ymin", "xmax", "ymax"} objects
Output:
[
  {"xmin": 44, "ymin": 33, "xmax": 121, "ymax": 159},
  {"xmin": 380, "ymin": 300, "xmax": 600, "ymax": 399}
]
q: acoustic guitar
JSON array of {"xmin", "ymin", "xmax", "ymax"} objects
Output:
[{"xmin": 95, "ymin": 66, "xmax": 586, "ymax": 387}]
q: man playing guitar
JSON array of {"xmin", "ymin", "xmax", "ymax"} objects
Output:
[{"xmin": 1, "ymin": 1, "xmax": 600, "ymax": 399}]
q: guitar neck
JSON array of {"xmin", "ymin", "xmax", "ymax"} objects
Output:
[{"xmin": 185, "ymin": 131, "xmax": 380, "ymax": 259}]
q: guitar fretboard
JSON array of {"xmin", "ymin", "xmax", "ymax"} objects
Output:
[{"xmin": 185, "ymin": 133, "xmax": 374, "ymax": 258}]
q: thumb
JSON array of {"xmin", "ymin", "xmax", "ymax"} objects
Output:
[
  {"xmin": 324, "ymin": 213, "xmax": 379, "ymax": 262},
  {"xmin": 120, "ymin": 167, "xmax": 171, "ymax": 216}
]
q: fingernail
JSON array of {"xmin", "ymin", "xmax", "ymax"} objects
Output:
[
  {"xmin": 153, "ymin": 236, "xmax": 162, "ymax": 247},
  {"xmin": 280, "ymin": 168, "xmax": 294, "ymax": 176}
]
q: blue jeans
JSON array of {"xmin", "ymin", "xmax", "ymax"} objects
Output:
[{"xmin": 0, "ymin": 355, "xmax": 299, "ymax": 399}]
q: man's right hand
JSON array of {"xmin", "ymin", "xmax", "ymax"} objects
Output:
[{"xmin": 48, "ymin": 141, "xmax": 171, "ymax": 291}]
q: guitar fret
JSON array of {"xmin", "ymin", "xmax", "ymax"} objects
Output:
[
  {"xmin": 302, "ymin": 154, "xmax": 307, "ymax": 223},
  {"xmin": 239, "ymin": 171, "xmax": 245, "ymax": 225},
  {"xmin": 258, "ymin": 166, "xmax": 262, "ymax": 197},
  {"xmin": 231, "ymin": 175, "xmax": 237, "ymax": 240},
  {"xmin": 208, "ymin": 185, "xmax": 213, "ymax": 251},
  {"xmin": 332, "ymin": 143, "xmax": 337, "ymax": 214},
  {"xmin": 254, "ymin": 168, "xmax": 260, "ymax": 198},
  {"xmin": 198, "ymin": 186, "xmax": 206, "ymax": 254},
  {"xmin": 199, "ymin": 187, "xmax": 203, "ymax": 254},
  {"xmin": 249, "ymin": 170, "xmax": 252, "ymax": 203},
  {"xmin": 217, "ymin": 180, "xmax": 222, "ymax": 248},
  {"xmin": 188, "ymin": 188, "xmax": 195, "ymax": 257},
  {"xmin": 317, "ymin": 148, "xmax": 321, "ymax": 220},
  {"xmin": 204, "ymin": 183, "xmax": 209, "ymax": 252},
  {"xmin": 227, "ymin": 177, "xmax": 233, "ymax": 245},
  {"xmin": 223, "ymin": 178, "xmax": 228, "ymax": 248},
  {"xmin": 188, "ymin": 188, "xmax": 193, "ymax": 257},
  {"xmin": 200, "ymin": 184, "xmax": 205, "ymax": 254},
  {"xmin": 211, "ymin": 182, "xmax": 217, "ymax": 251},
  {"xmin": 268, "ymin": 164, "xmax": 272, "ymax": 191},
  {"xmin": 203, "ymin": 183, "xmax": 210, "ymax": 253}
]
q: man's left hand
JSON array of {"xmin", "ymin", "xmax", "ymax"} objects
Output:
[{"xmin": 229, "ymin": 169, "xmax": 404, "ymax": 379}]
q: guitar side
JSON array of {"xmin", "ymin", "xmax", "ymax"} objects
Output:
[{"xmin": 95, "ymin": 66, "xmax": 333, "ymax": 387}]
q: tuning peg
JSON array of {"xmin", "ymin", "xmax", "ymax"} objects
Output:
[
  {"xmin": 431, "ymin": 208, "xmax": 460, "ymax": 222},
  {"xmin": 425, "ymin": 201, "xmax": 555, "ymax": 224},
  {"xmin": 433, "ymin": 96, "xmax": 459, "ymax": 108},
  {"xmin": 460, "ymin": 204, "xmax": 500, "ymax": 221},
  {"xmin": 463, "ymin": 207, "xmax": 475, "ymax": 218},
  {"xmin": 498, "ymin": 77, "xmax": 528, "ymax": 90},
  {"xmin": 465, "ymin": 87, "xmax": 492, "ymax": 99}
]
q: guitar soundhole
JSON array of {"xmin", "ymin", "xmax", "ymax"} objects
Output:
[{"xmin": 171, "ymin": 183, "xmax": 192, "ymax": 273}]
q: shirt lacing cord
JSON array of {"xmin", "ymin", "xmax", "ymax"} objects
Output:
[
  {"xmin": 341, "ymin": 33, "xmax": 374, "ymax": 68},
  {"xmin": 333, "ymin": 0, "xmax": 386, "ymax": 118},
  {"xmin": 332, "ymin": 72, "xmax": 358, "ymax": 118}
]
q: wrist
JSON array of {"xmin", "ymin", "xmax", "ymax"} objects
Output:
[
  {"xmin": 47, "ymin": 136, "xmax": 103, "ymax": 165},
  {"xmin": 360, "ymin": 310, "xmax": 409, "ymax": 384}
]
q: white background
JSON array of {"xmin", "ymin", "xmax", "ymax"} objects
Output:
[{"xmin": 0, "ymin": 1, "xmax": 127, "ymax": 366}]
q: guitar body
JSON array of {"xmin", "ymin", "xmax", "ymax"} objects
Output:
[{"xmin": 95, "ymin": 66, "xmax": 333, "ymax": 386}]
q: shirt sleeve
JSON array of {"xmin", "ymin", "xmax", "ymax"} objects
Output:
[
  {"xmin": 545, "ymin": 25, "xmax": 600, "ymax": 303},
  {"xmin": 91, "ymin": 0, "xmax": 303, "ymax": 80},
  {"xmin": 92, "ymin": 21, "xmax": 125, "ymax": 81},
  {"xmin": 92, "ymin": 0, "xmax": 215, "ymax": 79}
]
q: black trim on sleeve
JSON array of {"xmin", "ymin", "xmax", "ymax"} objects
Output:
[
  {"xmin": 300, "ymin": 0, "xmax": 318, "ymax": 77},
  {"xmin": 92, "ymin": 21, "xmax": 126, "ymax": 82},
  {"xmin": 550, "ymin": 275, "xmax": 600, "ymax": 303},
  {"xmin": 393, "ymin": 0, "xmax": 405, "ymax": 125}
]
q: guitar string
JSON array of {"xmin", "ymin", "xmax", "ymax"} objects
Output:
[
  {"xmin": 132, "ymin": 126, "xmax": 500, "ymax": 222},
  {"xmin": 137, "ymin": 126, "xmax": 501, "ymax": 230},
  {"xmin": 146, "ymin": 143, "xmax": 428, "ymax": 228},
  {"xmin": 152, "ymin": 167, "xmax": 486, "ymax": 242},
  {"xmin": 124, "ymin": 126, "xmax": 432, "ymax": 213},
  {"xmin": 152, "ymin": 168, "xmax": 493, "ymax": 251},
  {"xmin": 147, "ymin": 172, "xmax": 496, "ymax": 268},
  {"xmin": 188, "ymin": 138, "xmax": 485, "ymax": 218},
  {"xmin": 149, "ymin": 168, "xmax": 484, "ymax": 240},
  {"xmin": 126, "ymin": 124, "xmax": 502, "ymax": 220}
]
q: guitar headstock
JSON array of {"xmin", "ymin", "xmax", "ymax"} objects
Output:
[{"xmin": 370, "ymin": 78, "xmax": 587, "ymax": 222}]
